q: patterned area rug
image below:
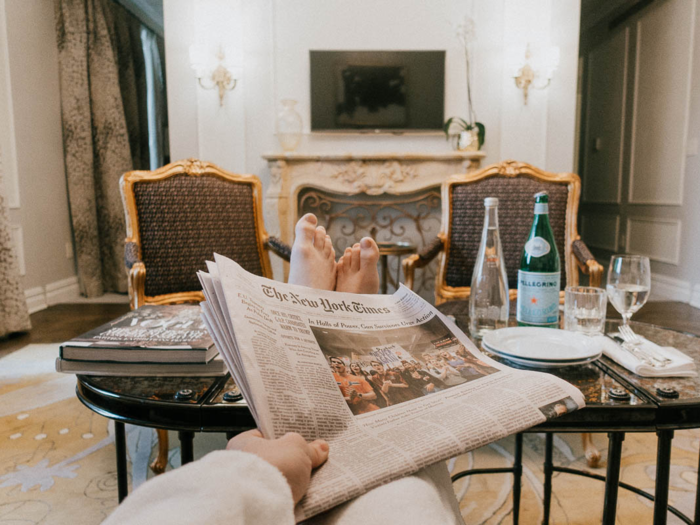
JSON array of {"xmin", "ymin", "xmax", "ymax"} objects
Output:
[{"xmin": 0, "ymin": 344, "xmax": 698, "ymax": 524}]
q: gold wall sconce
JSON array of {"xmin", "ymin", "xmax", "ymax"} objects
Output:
[
  {"xmin": 508, "ymin": 43, "xmax": 559, "ymax": 105},
  {"xmin": 189, "ymin": 44, "xmax": 238, "ymax": 106}
]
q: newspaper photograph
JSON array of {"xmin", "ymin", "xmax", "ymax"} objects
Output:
[
  {"xmin": 312, "ymin": 316, "xmax": 499, "ymax": 414},
  {"xmin": 198, "ymin": 254, "xmax": 585, "ymax": 522}
]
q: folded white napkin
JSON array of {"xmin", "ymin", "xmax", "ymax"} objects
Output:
[{"xmin": 593, "ymin": 333, "xmax": 697, "ymax": 377}]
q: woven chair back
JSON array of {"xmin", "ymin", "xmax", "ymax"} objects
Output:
[
  {"xmin": 444, "ymin": 172, "xmax": 572, "ymax": 291},
  {"xmin": 134, "ymin": 175, "xmax": 264, "ymax": 296},
  {"xmin": 121, "ymin": 159, "xmax": 271, "ymax": 305}
]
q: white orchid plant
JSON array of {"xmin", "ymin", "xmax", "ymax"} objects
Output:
[{"xmin": 443, "ymin": 15, "xmax": 485, "ymax": 149}]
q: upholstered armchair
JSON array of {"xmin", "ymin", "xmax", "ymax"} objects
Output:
[
  {"xmin": 120, "ymin": 158, "xmax": 290, "ymax": 310},
  {"xmin": 403, "ymin": 160, "xmax": 604, "ymax": 468},
  {"xmin": 119, "ymin": 158, "xmax": 290, "ymax": 474},
  {"xmin": 403, "ymin": 160, "xmax": 603, "ymax": 304}
]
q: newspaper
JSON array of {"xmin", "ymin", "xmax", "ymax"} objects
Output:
[{"xmin": 198, "ymin": 254, "xmax": 585, "ymax": 522}]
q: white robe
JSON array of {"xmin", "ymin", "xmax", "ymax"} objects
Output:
[{"xmin": 104, "ymin": 450, "xmax": 466, "ymax": 525}]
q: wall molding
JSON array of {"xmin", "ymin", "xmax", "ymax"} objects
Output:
[
  {"xmin": 581, "ymin": 213, "xmax": 620, "ymax": 251},
  {"xmin": 690, "ymin": 284, "xmax": 700, "ymax": 310},
  {"xmin": 24, "ymin": 276, "xmax": 80, "ymax": 314},
  {"xmin": 649, "ymin": 273, "xmax": 691, "ymax": 303},
  {"xmin": 626, "ymin": 216, "xmax": 682, "ymax": 265},
  {"xmin": 24, "ymin": 286, "xmax": 46, "ymax": 314},
  {"xmin": 582, "ymin": 27, "xmax": 628, "ymax": 205},
  {"xmin": 628, "ymin": 1, "xmax": 695, "ymax": 206}
]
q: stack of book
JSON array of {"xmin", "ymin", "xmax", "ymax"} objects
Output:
[{"xmin": 56, "ymin": 304, "xmax": 226, "ymax": 376}]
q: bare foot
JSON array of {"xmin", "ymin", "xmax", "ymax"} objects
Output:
[
  {"xmin": 288, "ymin": 214, "xmax": 336, "ymax": 291},
  {"xmin": 336, "ymin": 237, "xmax": 380, "ymax": 294}
]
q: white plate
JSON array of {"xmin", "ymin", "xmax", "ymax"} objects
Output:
[
  {"xmin": 482, "ymin": 343, "xmax": 601, "ymax": 368},
  {"xmin": 481, "ymin": 327, "xmax": 602, "ymax": 363}
]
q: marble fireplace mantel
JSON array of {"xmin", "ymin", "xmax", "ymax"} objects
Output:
[{"xmin": 262, "ymin": 151, "xmax": 486, "ymax": 280}]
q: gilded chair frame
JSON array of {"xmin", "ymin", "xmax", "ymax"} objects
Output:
[
  {"xmin": 120, "ymin": 159, "xmax": 275, "ymax": 309},
  {"xmin": 403, "ymin": 160, "xmax": 604, "ymax": 306}
]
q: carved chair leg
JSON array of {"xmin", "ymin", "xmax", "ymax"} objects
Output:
[
  {"xmin": 582, "ymin": 432, "xmax": 601, "ymax": 468},
  {"xmin": 150, "ymin": 428, "xmax": 169, "ymax": 475}
]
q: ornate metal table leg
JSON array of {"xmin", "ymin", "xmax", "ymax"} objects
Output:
[
  {"xmin": 582, "ymin": 432, "xmax": 601, "ymax": 468},
  {"xmin": 115, "ymin": 421, "xmax": 128, "ymax": 502},
  {"xmin": 179, "ymin": 431, "xmax": 195, "ymax": 465},
  {"xmin": 543, "ymin": 433, "xmax": 553, "ymax": 524},
  {"xmin": 513, "ymin": 433, "xmax": 523, "ymax": 525},
  {"xmin": 602, "ymin": 432, "xmax": 625, "ymax": 525},
  {"xmin": 654, "ymin": 430, "xmax": 674, "ymax": 525},
  {"xmin": 150, "ymin": 429, "xmax": 169, "ymax": 475}
]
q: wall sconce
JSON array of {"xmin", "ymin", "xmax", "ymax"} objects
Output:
[
  {"xmin": 507, "ymin": 44, "xmax": 560, "ymax": 105},
  {"xmin": 189, "ymin": 44, "xmax": 238, "ymax": 106}
]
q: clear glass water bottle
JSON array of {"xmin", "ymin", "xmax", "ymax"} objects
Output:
[{"xmin": 469, "ymin": 197, "xmax": 509, "ymax": 338}]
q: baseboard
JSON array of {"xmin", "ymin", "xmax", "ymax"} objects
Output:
[
  {"xmin": 25, "ymin": 275, "xmax": 80, "ymax": 314},
  {"xmin": 25, "ymin": 286, "xmax": 47, "ymax": 314},
  {"xmin": 690, "ymin": 284, "xmax": 700, "ymax": 310},
  {"xmin": 650, "ymin": 274, "xmax": 692, "ymax": 303},
  {"xmin": 46, "ymin": 276, "xmax": 80, "ymax": 306}
]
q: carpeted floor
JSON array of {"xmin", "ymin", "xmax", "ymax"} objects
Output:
[{"xmin": 1, "ymin": 344, "xmax": 698, "ymax": 524}]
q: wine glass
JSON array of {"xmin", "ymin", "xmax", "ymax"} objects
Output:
[{"xmin": 606, "ymin": 255, "xmax": 651, "ymax": 328}]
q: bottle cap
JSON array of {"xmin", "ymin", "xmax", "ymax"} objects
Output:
[
  {"xmin": 484, "ymin": 197, "xmax": 498, "ymax": 207},
  {"xmin": 534, "ymin": 191, "xmax": 549, "ymax": 203}
]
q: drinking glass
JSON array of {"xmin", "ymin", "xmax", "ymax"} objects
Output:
[
  {"xmin": 564, "ymin": 286, "xmax": 607, "ymax": 335},
  {"xmin": 606, "ymin": 255, "xmax": 651, "ymax": 328}
]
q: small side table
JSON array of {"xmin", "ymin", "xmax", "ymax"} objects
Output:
[{"xmin": 377, "ymin": 241, "xmax": 416, "ymax": 294}]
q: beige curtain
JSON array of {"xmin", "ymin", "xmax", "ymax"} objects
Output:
[
  {"xmin": 54, "ymin": 0, "xmax": 147, "ymax": 296},
  {"xmin": 0, "ymin": 172, "xmax": 30, "ymax": 337}
]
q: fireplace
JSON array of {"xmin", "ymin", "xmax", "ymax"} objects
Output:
[{"xmin": 262, "ymin": 152, "xmax": 485, "ymax": 301}]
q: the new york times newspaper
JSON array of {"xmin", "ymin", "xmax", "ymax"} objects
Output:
[{"xmin": 198, "ymin": 254, "xmax": 585, "ymax": 522}]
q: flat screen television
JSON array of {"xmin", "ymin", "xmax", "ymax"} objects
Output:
[{"xmin": 310, "ymin": 50, "xmax": 445, "ymax": 133}]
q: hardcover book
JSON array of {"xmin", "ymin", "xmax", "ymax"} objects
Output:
[
  {"xmin": 59, "ymin": 305, "xmax": 217, "ymax": 364},
  {"xmin": 55, "ymin": 355, "xmax": 226, "ymax": 376}
]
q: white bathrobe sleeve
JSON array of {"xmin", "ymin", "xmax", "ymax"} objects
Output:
[
  {"xmin": 104, "ymin": 451, "xmax": 465, "ymax": 525},
  {"xmin": 103, "ymin": 449, "xmax": 295, "ymax": 525}
]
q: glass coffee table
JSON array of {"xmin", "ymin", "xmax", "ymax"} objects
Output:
[
  {"xmin": 438, "ymin": 300, "xmax": 700, "ymax": 525},
  {"xmin": 75, "ymin": 304, "xmax": 700, "ymax": 525}
]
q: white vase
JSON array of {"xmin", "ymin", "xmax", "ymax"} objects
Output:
[
  {"xmin": 451, "ymin": 129, "xmax": 479, "ymax": 151},
  {"xmin": 276, "ymin": 99, "xmax": 302, "ymax": 152}
]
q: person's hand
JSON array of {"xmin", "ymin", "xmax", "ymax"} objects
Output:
[
  {"xmin": 425, "ymin": 383, "xmax": 434, "ymax": 392},
  {"xmin": 226, "ymin": 429, "xmax": 329, "ymax": 504},
  {"xmin": 382, "ymin": 380, "xmax": 392, "ymax": 392},
  {"xmin": 348, "ymin": 388, "xmax": 359, "ymax": 402}
]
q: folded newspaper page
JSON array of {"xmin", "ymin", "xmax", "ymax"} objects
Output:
[{"xmin": 198, "ymin": 254, "xmax": 585, "ymax": 522}]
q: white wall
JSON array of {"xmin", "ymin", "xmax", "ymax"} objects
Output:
[
  {"xmin": 1, "ymin": 0, "xmax": 79, "ymax": 313},
  {"xmin": 164, "ymin": 0, "xmax": 581, "ymax": 191}
]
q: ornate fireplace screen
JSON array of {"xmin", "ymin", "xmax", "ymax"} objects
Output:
[{"xmin": 297, "ymin": 187, "xmax": 442, "ymax": 301}]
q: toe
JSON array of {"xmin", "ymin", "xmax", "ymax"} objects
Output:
[
  {"xmin": 351, "ymin": 243, "xmax": 361, "ymax": 272},
  {"xmin": 314, "ymin": 226, "xmax": 326, "ymax": 248},
  {"xmin": 359, "ymin": 237, "xmax": 380, "ymax": 266},
  {"xmin": 324, "ymin": 235, "xmax": 334, "ymax": 258},
  {"xmin": 295, "ymin": 214, "xmax": 318, "ymax": 244},
  {"xmin": 336, "ymin": 255, "xmax": 345, "ymax": 275}
]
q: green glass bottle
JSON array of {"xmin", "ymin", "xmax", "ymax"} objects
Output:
[{"xmin": 516, "ymin": 192, "xmax": 561, "ymax": 327}]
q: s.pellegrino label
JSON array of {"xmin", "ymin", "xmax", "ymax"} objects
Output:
[
  {"xmin": 516, "ymin": 192, "xmax": 561, "ymax": 328},
  {"xmin": 516, "ymin": 271, "xmax": 560, "ymax": 325}
]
